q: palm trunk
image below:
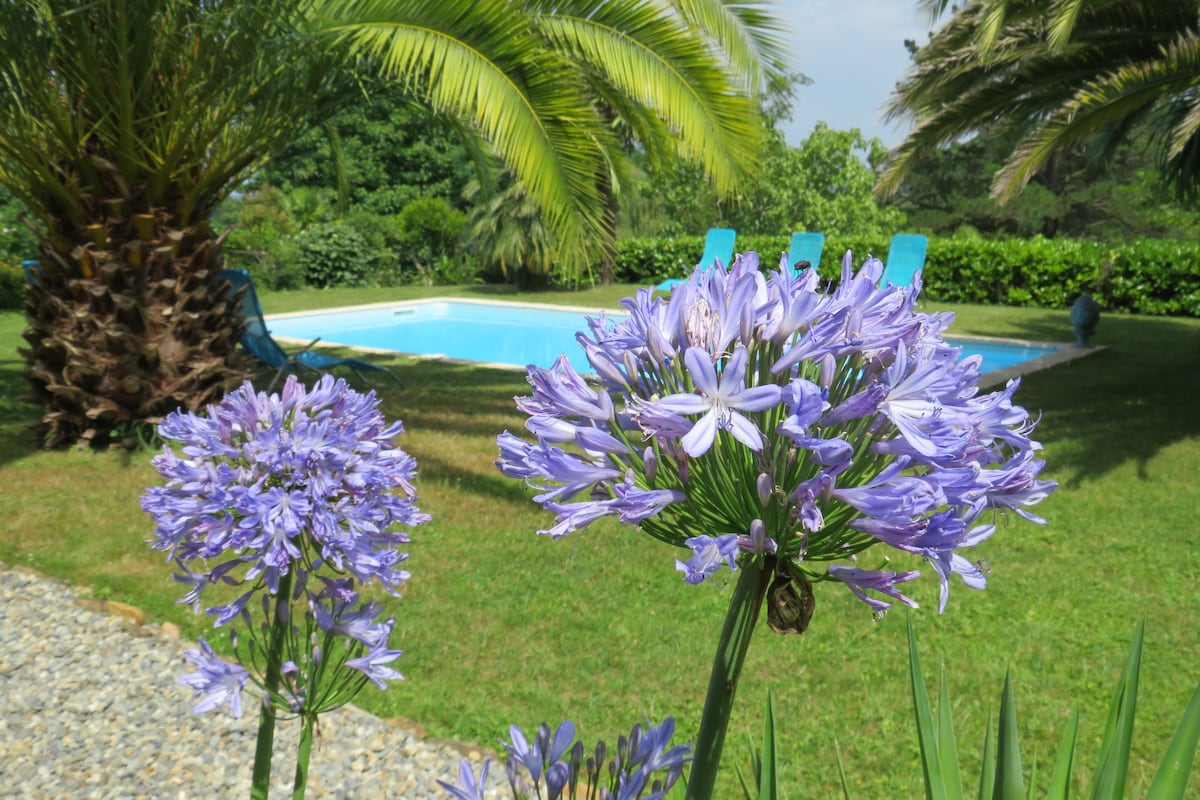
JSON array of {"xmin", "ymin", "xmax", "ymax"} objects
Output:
[{"xmin": 22, "ymin": 209, "xmax": 248, "ymax": 448}]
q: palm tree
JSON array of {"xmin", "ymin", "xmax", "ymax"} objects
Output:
[
  {"xmin": 318, "ymin": 0, "xmax": 785, "ymax": 280},
  {"xmin": 3, "ymin": 0, "xmax": 348, "ymax": 447},
  {"xmin": 2, "ymin": 0, "xmax": 782, "ymax": 447},
  {"xmin": 877, "ymin": 0, "xmax": 1200, "ymax": 203}
]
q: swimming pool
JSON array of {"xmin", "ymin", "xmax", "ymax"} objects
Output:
[{"xmin": 265, "ymin": 298, "xmax": 1063, "ymax": 379}]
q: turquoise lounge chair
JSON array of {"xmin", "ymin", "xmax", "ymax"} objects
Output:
[
  {"xmin": 656, "ymin": 227, "xmax": 736, "ymax": 291},
  {"xmin": 21, "ymin": 259, "xmax": 42, "ymax": 285},
  {"xmin": 881, "ymin": 233, "xmax": 928, "ymax": 287},
  {"xmin": 786, "ymin": 232, "xmax": 825, "ymax": 277},
  {"xmin": 220, "ymin": 268, "xmax": 401, "ymax": 391}
]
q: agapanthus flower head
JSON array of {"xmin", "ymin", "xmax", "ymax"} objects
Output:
[
  {"xmin": 143, "ymin": 374, "xmax": 426, "ymax": 597},
  {"xmin": 441, "ymin": 718, "xmax": 690, "ymax": 800},
  {"xmin": 143, "ymin": 375, "xmax": 427, "ymax": 716},
  {"xmin": 496, "ymin": 252, "xmax": 1055, "ymax": 617}
]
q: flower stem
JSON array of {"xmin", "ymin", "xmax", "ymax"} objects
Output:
[
  {"xmin": 292, "ymin": 714, "xmax": 316, "ymax": 800},
  {"xmin": 686, "ymin": 556, "xmax": 772, "ymax": 800},
  {"xmin": 250, "ymin": 570, "xmax": 294, "ymax": 800}
]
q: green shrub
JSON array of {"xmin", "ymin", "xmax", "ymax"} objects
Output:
[
  {"xmin": 612, "ymin": 233, "xmax": 1200, "ymax": 317},
  {"xmin": 217, "ymin": 186, "xmax": 306, "ymax": 291},
  {"xmin": 340, "ymin": 210, "xmax": 406, "ymax": 286},
  {"xmin": 292, "ymin": 222, "xmax": 378, "ymax": 288},
  {"xmin": 394, "ymin": 197, "xmax": 474, "ymax": 285},
  {"xmin": 0, "ymin": 258, "xmax": 24, "ymax": 310}
]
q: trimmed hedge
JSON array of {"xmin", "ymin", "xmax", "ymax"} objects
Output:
[{"xmin": 614, "ymin": 233, "xmax": 1200, "ymax": 317}]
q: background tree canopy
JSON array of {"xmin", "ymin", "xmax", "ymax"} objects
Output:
[{"xmin": 262, "ymin": 89, "xmax": 477, "ymax": 216}]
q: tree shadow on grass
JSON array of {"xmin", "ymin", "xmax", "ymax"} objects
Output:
[
  {"xmin": 0, "ymin": 350, "xmax": 43, "ymax": 467},
  {"xmin": 1010, "ymin": 313, "xmax": 1200, "ymax": 487},
  {"xmin": 376, "ymin": 358, "xmax": 529, "ymax": 440}
]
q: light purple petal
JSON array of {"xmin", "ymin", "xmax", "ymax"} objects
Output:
[
  {"xmin": 725, "ymin": 412, "xmax": 765, "ymax": 451},
  {"xmin": 684, "ymin": 346, "xmax": 720, "ymax": 396},
  {"xmin": 680, "ymin": 411, "xmax": 719, "ymax": 457}
]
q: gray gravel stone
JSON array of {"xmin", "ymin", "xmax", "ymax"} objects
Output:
[{"xmin": 0, "ymin": 567, "xmax": 506, "ymax": 799}]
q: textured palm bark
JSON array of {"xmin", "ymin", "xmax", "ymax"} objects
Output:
[{"xmin": 22, "ymin": 210, "xmax": 249, "ymax": 447}]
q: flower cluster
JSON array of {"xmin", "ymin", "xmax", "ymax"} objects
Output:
[
  {"xmin": 142, "ymin": 375, "xmax": 427, "ymax": 716},
  {"xmin": 440, "ymin": 719, "xmax": 690, "ymax": 800},
  {"xmin": 496, "ymin": 252, "xmax": 1055, "ymax": 617}
]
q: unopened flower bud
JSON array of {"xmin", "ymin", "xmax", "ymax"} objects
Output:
[
  {"xmin": 756, "ymin": 473, "xmax": 773, "ymax": 506},
  {"xmin": 643, "ymin": 446, "xmax": 659, "ymax": 484},
  {"xmin": 819, "ymin": 353, "xmax": 837, "ymax": 390}
]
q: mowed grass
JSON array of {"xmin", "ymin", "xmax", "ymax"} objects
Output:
[{"xmin": 1, "ymin": 283, "xmax": 1198, "ymax": 799}]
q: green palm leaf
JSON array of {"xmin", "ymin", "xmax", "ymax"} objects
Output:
[
  {"xmin": 531, "ymin": 0, "xmax": 763, "ymax": 193},
  {"xmin": 880, "ymin": 0, "xmax": 1200, "ymax": 202},
  {"xmin": 313, "ymin": 0, "xmax": 612, "ymax": 271}
]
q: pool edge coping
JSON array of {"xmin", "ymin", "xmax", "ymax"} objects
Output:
[{"xmin": 265, "ymin": 296, "xmax": 626, "ymax": 321}]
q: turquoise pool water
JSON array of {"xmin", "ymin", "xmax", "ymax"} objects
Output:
[{"xmin": 266, "ymin": 299, "xmax": 1059, "ymax": 377}]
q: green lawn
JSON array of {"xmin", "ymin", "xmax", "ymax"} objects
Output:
[{"xmin": 2, "ymin": 284, "xmax": 1198, "ymax": 798}]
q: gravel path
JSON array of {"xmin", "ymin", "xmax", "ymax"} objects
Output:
[{"xmin": 0, "ymin": 565, "xmax": 505, "ymax": 799}]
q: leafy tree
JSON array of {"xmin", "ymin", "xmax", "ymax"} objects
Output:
[
  {"xmin": 740, "ymin": 123, "xmax": 904, "ymax": 238},
  {"xmin": 212, "ymin": 185, "xmax": 306, "ymax": 291},
  {"xmin": 879, "ymin": 0, "xmax": 1200, "ymax": 203},
  {"xmin": 635, "ymin": 122, "xmax": 904, "ymax": 239},
  {"xmin": 2, "ymin": 0, "xmax": 780, "ymax": 446},
  {"xmin": 892, "ymin": 126, "xmax": 1200, "ymax": 241},
  {"xmin": 262, "ymin": 89, "xmax": 476, "ymax": 215},
  {"xmin": 0, "ymin": 185, "xmax": 38, "ymax": 264}
]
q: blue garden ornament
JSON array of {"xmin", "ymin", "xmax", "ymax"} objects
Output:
[{"xmin": 1070, "ymin": 293, "xmax": 1101, "ymax": 346}]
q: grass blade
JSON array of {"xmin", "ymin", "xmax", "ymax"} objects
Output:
[
  {"xmin": 1144, "ymin": 680, "xmax": 1200, "ymax": 800},
  {"xmin": 1046, "ymin": 709, "xmax": 1079, "ymax": 800},
  {"xmin": 736, "ymin": 730, "xmax": 760, "ymax": 800},
  {"xmin": 759, "ymin": 690, "xmax": 777, "ymax": 800},
  {"xmin": 909, "ymin": 616, "xmax": 949, "ymax": 800},
  {"xmin": 735, "ymin": 692, "xmax": 779, "ymax": 800},
  {"xmin": 994, "ymin": 672, "xmax": 1026, "ymax": 800},
  {"xmin": 979, "ymin": 714, "xmax": 997, "ymax": 800},
  {"xmin": 938, "ymin": 666, "xmax": 965, "ymax": 799},
  {"xmin": 835, "ymin": 738, "xmax": 853, "ymax": 800},
  {"xmin": 1088, "ymin": 620, "xmax": 1145, "ymax": 800}
]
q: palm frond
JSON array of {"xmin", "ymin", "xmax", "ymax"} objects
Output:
[
  {"xmin": 312, "ymin": 0, "xmax": 612, "ymax": 272},
  {"xmin": 0, "ymin": 0, "xmax": 351, "ymax": 228},
  {"xmin": 666, "ymin": 0, "xmax": 789, "ymax": 95},
  {"xmin": 532, "ymin": 0, "xmax": 764, "ymax": 194},
  {"xmin": 879, "ymin": 0, "xmax": 1200, "ymax": 200},
  {"xmin": 994, "ymin": 31, "xmax": 1200, "ymax": 199},
  {"xmin": 1047, "ymin": 0, "xmax": 1086, "ymax": 50}
]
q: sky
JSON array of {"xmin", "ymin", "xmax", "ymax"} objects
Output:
[{"xmin": 771, "ymin": 1, "xmax": 936, "ymax": 148}]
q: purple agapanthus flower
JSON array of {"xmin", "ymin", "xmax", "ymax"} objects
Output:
[
  {"xmin": 676, "ymin": 534, "xmax": 741, "ymax": 584},
  {"xmin": 447, "ymin": 718, "xmax": 690, "ymax": 800},
  {"xmin": 437, "ymin": 758, "xmax": 491, "ymax": 800},
  {"xmin": 179, "ymin": 637, "xmax": 249, "ymax": 717},
  {"xmin": 345, "ymin": 640, "xmax": 405, "ymax": 689},
  {"xmin": 496, "ymin": 250, "xmax": 1055, "ymax": 621},
  {"xmin": 654, "ymin": 346, "xmax": 783, "ymax": 457},
  {"xmin": 143, "ymin": 375, "xmax": 427, "ymax": 717}
]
